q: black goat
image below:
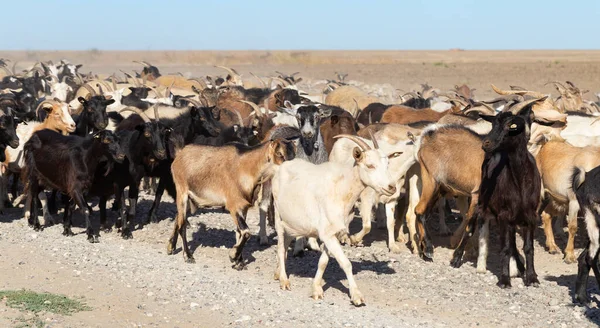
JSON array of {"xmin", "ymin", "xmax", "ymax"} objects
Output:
[
  {"xmin": 356, "ymin": 103, "xmax": 389, "ymax": 126},
  {"xmin": 74, "ymin": 96, "xmax": 115, "ymax": 135},
  {"xmin": 0, "ymin": 107, "xmax": 20, "ymax": 150},
  {"xmin": 122, "ymin": 87, "xmax": 152, "ymax": 110},
  {"xmin": 450, "ymin": 101, "xmax": 541, "ymax": 288},
  {"xmin": 572, "ymin": 166, "xmax": 600, "ymax": 304},
  {"xmin": 24, "ymin": 129, "xmax": 125, "ymax": 242}
]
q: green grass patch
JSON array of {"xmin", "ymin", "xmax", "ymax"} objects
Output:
[{"xmin": 0, "ymin": 290, "xmax": 91, "ymax": 316}]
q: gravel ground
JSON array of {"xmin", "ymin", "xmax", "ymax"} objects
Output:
[{"xmin": 0, "ymin": 192, "xmax": 598, "ymax": 327}]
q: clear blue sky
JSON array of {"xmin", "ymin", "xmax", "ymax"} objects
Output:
[{"xmin": 1, "ymin": 0, "xmax": 598, "ymax": 50}]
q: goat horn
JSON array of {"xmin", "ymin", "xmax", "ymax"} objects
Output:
[
  {"xmin": 464, "ymin": 104, "xmax": 495, "ymax": 116},
  {"xmin": 333, "ymin": 134, "xmax": 372, "ymax": 152},
  {"xmin": 61, "ymin": 75, "xmax": 70, "ymax": 83},
  {"xmin": 352, "ymin": 98, "xmax": 361, "ymax": 119},
  {"xmin": 508, "ymin": 96, "xmax": 548, "ymax": 115},
  {"xmin": 110, "ymin": 75, "xmax": 118, "ymax": 90},
  {"xmin": 368, "ymin": 112, "xmax": 373, "ymax": 125},
  {"xmin": 153, "ymin": 104, "xmax": 160, "ymax": 121},
  {"xmin": 97, "ymin": 80, "xmax": 112, "ymax": 92},
  {"xmin": 133, "ymin": 61, "xmax": 151, "ymax": 67},
  {"xmin": 233, "ymin": 109, "xmax": 244, "ymax": 126},
  {"xmin": 189, "ymin": 78, "xmax": 207, "ymax": 90},
  {"xmin": 75, "ymin": 73, "xmax": 85, "ymax": 85},
  {"xmin": 185, "ymin": 98, "xmax": 203, "ymax": 108},
  {"xmin": 239, "ymin": 100, "xmax": 261, "ymax": 118},
  {"xmin": 0, "ymin": 66, "xmax": 12, "ymax": 76},
  {"xmin": 165, "ymin": 81, "xmax": 174, "ymax": 98},
  {"xmin": 11, "ymin": 61, "xmax": 17, "ymax": 75},
  {"xmin": 215, "ymin": 66, "xmax": 239, "ymax": 77},
  {"xmin": 82, "ymin": 83, "xmax": 96, "ymax": 96},
  {"xmin": 149, "ymin": 87, "xmax": 162, "ymax": 99},
  {"xmin": 368, "ymin": 128, "xmax": 379, "ymax": 149},
  {"xmin": 272, "ymin": 77, "xmax": 289, "ymax": 87},
  {"xmin": 545, "ymin": 81, "xmax": 569, "ymax": 93},
  {"xmin": 401, "ymin": 92, "xmax": 420, "ymax": 99},
  {"xmin": 120, "ymin": 70, "xmax": 139, "ymax": 87},
  {"xmin": 35, "ymin": 99, "xmax": 58, "ymax": 117},
  {"xmin": 119, "ymin": 107, "xmax": 151, "ymax": 123},
  {"xmin": 250, "ymin": 72, "xmax": 267, "ymax": 88},
  {"xmin": 96, "ymin": 83, "xmax": 104, "ymax": 95}
]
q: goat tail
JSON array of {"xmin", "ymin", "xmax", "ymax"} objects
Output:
[{"xmin": 571, "ymin": 167, "xmax": 585, "ymax": 192}]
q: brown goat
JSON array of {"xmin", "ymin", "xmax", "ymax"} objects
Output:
[
  {"xmin": 320, "ymin": 109, "xmax": 358, "ymax": 154},
  {"xmin": 381, "ymin": 105, "xmax": 453, "ymax": 125},
  {"xmin": 167, "ymin": 139, "xmax": 295, "ymax": 268}
]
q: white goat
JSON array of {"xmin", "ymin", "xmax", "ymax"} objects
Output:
[
  {"xmin": 329, "ymin": 125, "xmax": 417, "ymax": 253},
  {"xmin": 271, "ymin": 133, "xmax": 397, "ymax": 305}
]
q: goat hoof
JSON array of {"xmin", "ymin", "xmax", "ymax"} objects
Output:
[
  {"xmin": 574, "ymin": 293, "xmax": 591, "ymax": 305},
  {"xmin": 450, "ymin": 257, "xmax": 463, "ymax": 268},
  {"xmin": 87, "ymin": 235, "xmax": 100, "ymax": 243},
  {"xmin": 389, "ymin": 243, "xmax": 402, "ymax": 254},
  {"xmin": 148, "ymin": 213, "xmax": 159, "ymax": 224},
  {"xmin": 422, "ymin": 252, "xmax": 434, "ymax": 262},
  {"xmin": 311, "ymin": 285, "xmax": 324, "ymax": 300},
  {"xmin": 121, "ymin": 229, "xmax": 133, "ymax": 240},
  {"xmin": 497, "ymin": 278, "xmax": 512, "ymax": 289},
  {"xmin": 259, "ymin": 236, "xmax": 269, "ymax": 246},
  {"xmin": 350, "ymin": 289, "xmax": 365, "ymax": 306},
  {"xmin": 62, "ymin": 229, "xmax": 74, "ymax": 236},
  {"xmin": 101, "ymin": 226, "xmax": 112, "ymax": 233},
  {"xmin": 547, "ymin": 245, "xmax": 561, "ymax": 254},
  {"xmin": 231, "ymin": 261, "xmax": 246, "ymax": 271},
  {"xmin": 184, "ymin": 255, "xmax": 195, "ymax": 264},
  {"xmin": 564, "ymin": 254, "xmax": 577, "ymax": 264},
  {"xmin": 279, "ymin": 279, "xmax": 291, "ymax": 291},
  {"xmin": 33, "ymin": 225, "xmax": 43, "ymax": 232},
  {"xmin": 524, "ymin": 275, "xmax": 540, "ymax": 287}
]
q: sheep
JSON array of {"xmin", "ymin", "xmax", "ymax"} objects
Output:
[
  {"xmin": 325, "ymin": 85, "xmax": 381, "ymax": 117},
  {"xmin": 23, "ymin": 129, "xmax": 125, "ymax": 241},
  {"xmin": 450, "ymin": 103, "xmax": 541, "ymax": 289},
  {"xmin": 166, "ymin": 138, "xmax": 296, "ymax": 268},
  {"xmin": 571, "ymin": 166, "xmax": 600, "ymax": 304},
  {"xmin": 271, "ymin": 133, "xmax": 397, "ymax": 305},
  {"xmin": 329, "ymin": 124, "xmax": 419, "ymax": 252}
]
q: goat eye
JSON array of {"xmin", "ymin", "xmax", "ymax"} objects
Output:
[
  {"xmin": 144, "ymin": 131, "xmax": 151, "ymax": 138},
  {"xmin": 366, "ymin": 164, "xmax": 375, "ymax": 169}
]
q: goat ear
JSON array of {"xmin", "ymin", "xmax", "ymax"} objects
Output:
[
  {"xmin": 352, "ymin": 147, "xmax": 364, "ymax": 162},
  {"xmin": 76, "ymin": 64, "xmax": 82, "ymax": 69},
  {"xmin": 105, "ymin": 99, "xmax": 115, "ymax": 105},
  {"xmin": 330, "ymin": 115, "xmax": 339, "ymax": 126},
  {"xmin": 78, "ymin": 97, "xmax": 87, "ymax": 105},
  {"xmin": 479, "ymin": 114, "xmax": 495, "ymax": 123},
  {"xmin": 319, "ymin": 108, "xmax": 332, "ymax": 119},
  {"xmin": 516, "ymin": 105, "xmax": 534, "ymax": 123}
]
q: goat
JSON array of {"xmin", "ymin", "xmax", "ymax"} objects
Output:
[
  {"xmin": 167, "ymin": 138, "xmax": 296, "ymax": 268},
  {"xmin": 271, "ymin": 133, "xmax": 397, "ymax": 305},
  {"xmin": 74, "ymin": 95, "xmax": 114, "ymax": 135},
  {"xmin": 33, "ymin": 99, "xmax": 76, "ymax": 135},
  {"xmin": 319, "ymin": 106, "xmax": 358, "ymax": 154},
  {"xmin": 450, "ymin": 103, "xmax": 541, "ymax": 289},
  {"xmin": 572, "ymin": 166, "xmax": 600, "ymax": 304},
  {"xmin": 324, "ymin": 85, "xmax": 380, "ymax": 117},
  {"xmin": 23, "ymin": 129, "xmax": 125, "ymax": 241},
  {"xmin": 329, "ymin": 124, "xmax": 419, "ymax": 252}
]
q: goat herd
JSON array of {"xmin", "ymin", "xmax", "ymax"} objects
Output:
[{"xmin": 0, "ymin": 59, "xmax": 600, "ymax": 307}]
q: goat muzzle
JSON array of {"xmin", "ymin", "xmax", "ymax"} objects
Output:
[
  {"xmin": 156, "ymin": 149, "xmax": 167, "ymax": 160},
  {"xmin": 9, "ymin": 140, "xmax": 19, "ymax": 148},
  {"xmin": 382, "ymin": 184, "xmax": 397, "ymax": 196}
]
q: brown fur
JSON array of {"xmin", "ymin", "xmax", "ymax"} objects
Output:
[
  {"xmin": 35, "ymin": 103, "xmax": 75, "ymax": 136},
  {"xmin": 416, "ymin": 125, "xmax": 485, "ymax": 248},
  {"xmin": 535, "ymin": 139, "xmax": 600, "ymax": 262},
  {"xmin": 167, "ymin": 139, "xmax": 293, "ymax": 265},
  {"xmin": 381, "ymin": 105, "xmax": 451, "ymax": 125},
  {"xmin": 216, "ymin": 88, "xmax": 253, "ymax": 126},
  {"xmin": 154, "ymin": 75, "xmax": 205, "ymax": 92},
  {"xmin": 320, "ymin": 110, "xmax": 357, "ymax": 154},
  {"xmin": 324, "ymin": 86, "xmax": 380, "ymax": 117}
]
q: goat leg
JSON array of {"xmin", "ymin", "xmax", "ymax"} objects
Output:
[
  {"xmin": 523, "ymin": 223, "xmax": 539, "ymax": 286},
  {"xmin": 497, "ymin": 223, "xmax": 512, "ymax": 288},
  {"xmin": 146, "ymin": 177, "xmax": 166, "ymax": 225},
  {"xmin": 575, "ymin": 244, "xmax": 592, "ymax": 304},
  {"xmin": 229, "ymin": 210, "xmax": 251, "ymax": 270},
  {"xmin": 99, "ymin": 196, "xmax": 111, "ymax": 232},
  {"xmin": 74, "ymin": 192, "xmax": 98, "ymax": 243},
  {"xmin": 415, "ymin": 213, "xmax": 434, "ymax": 262},
  {"xmin": 61, "ymin": 195, "xmax": 74, "ymax": 236},
  {"xmin": 451, "ymin": 212, "xmax": 478, "ymax": 268}
]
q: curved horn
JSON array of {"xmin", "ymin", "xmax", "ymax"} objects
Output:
[
  {"xmin": 133, "ymin": 61, "xmax": 151, "ymax": 67},
  {"xmin": 11, "ymin": 61, "xmax": 17, "ymax": 75},
  {"xmin": 215, "ymin": 65, "xmax": 238, "ymax": 76},
  {"xmin": 97, "ymin": 80, "xmax": 112, "ymax": 92},
  {"xmin": 250, "ymin": 72, "xmax": 267, "ymax": 88},
  {"xmin": 82, "ymin": 83, "xmax": 96, "ymax": 96},
  {"xmin": 149, "ymin": 87, "xmax": 162, "ymax": 99},
  {"xmin": 189, "ymin": 78, "xmax": 207, "ymax": 90},
  {"xmin": 120, "ymin": 70, "xmax": 139, "ymax": 87},
  {"xmin": 153, "ymin": 103, "xmax": 160, "ymax": 121},
  {"xmin": 35, "ymin": 99, "xmax": 58, "ymax": 117},
  {"xmin": 368, "ymin": 128, "xmax": 379, "ymax": 149},
  {"xmin": 272, "ymin": 77, "xmax": 289, "ymax": 87},
  {"xmin": 368, "ymin": 111, "xmax": 373, "ymax": 125},
  {"xmin": 333, "ymin": 134, "xmax": 372, "ymax": 152},
  {"xmin": 0, "ymin": 66, "xmax": 13, "ymax": 76},
  {"xmin": 96, "ymin": 83, "xmax": 104, "ymax": 95},
  {"xmin": 352, "ymin": 98, "xmax": 361, "ymax": 119},
  {"xmin": 119, "ymin": 107, "xmax": 151, "ymax": 123},
  {"xmin": 464, "ymin": 103, "xmax": 496, "ymax": 116},
  {"xmin": 238, "ymin": 100, "xmax": 261, "ymax": 117},
  {"xmin": 233, "ymin": 109, "xmax": 244, "ymax": 126},
  {"xmin": 75, "ymin": 73, "xmax": 85, "ymax": 85},
  {"xmin": 165, "ymin": 81, "xmax": 174, "ymax": 98},
  {"xmin": 401, "ymin": 92, "xmax": 420, "ymax": 100},
  {"xmin": 185, "ymin": 98, "xmax": 203, "ymax": 108},
  {"xmin": 545, "ymin": 81, "xmax": 569, "ymax": 94},
  {"xmin": 508, "ymin": 96, "xmax": 548, "ymax": 115}
]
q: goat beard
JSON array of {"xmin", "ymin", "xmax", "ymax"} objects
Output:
[
  {"xmin": 300, "ymin": 136, "xmax": 318, "ymax": 156},
  {"xmin": 486, "ymin": 153, "xmax": 502, "ymax": 179}
]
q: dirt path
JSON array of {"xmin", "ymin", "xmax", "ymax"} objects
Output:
[{"xmin": 0, "ymin": 193, "xmax": 598, "ymax": 327}]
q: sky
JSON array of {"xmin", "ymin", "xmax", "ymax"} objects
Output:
[{"xmin": 1, "ymin": 0, "xmax": 598, "ymax": 50}]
